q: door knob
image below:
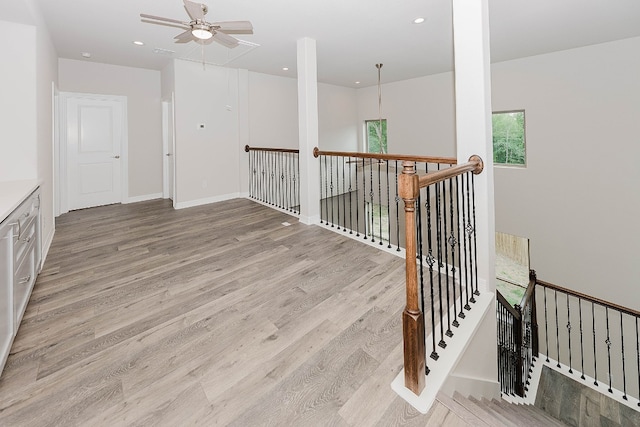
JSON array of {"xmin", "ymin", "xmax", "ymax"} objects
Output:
[
  {"xmin": 113, "ymin": 155, "xmax": 120, "ymax": 159},
  {"xmin": 166, "ymin": 153, "xmax": 172, "ymax": 157}
]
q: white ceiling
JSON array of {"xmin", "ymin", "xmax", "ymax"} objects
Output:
[{"xmin": 16, "ymin": 0, "xmax": 640, "ymax": 87}]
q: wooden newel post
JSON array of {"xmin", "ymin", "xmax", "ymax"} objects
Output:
[{"xmin": 398, "ymin": 161, "xmax": 426, "ymax": 395}]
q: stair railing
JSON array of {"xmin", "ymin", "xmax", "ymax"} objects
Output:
[
  {"xmin": 312, "ymin": 148, "xmax": 456, "ymax": 251},
  {"xmin": 496, "ymin": 270, "xmax": 538, "ymax": 397},
  {"xmin": 245, "ymin": 145, "xmax": 300, "ymax": 214},
  {"xmin": 497, "ymin": 270, "xmax": 640, "ymax": 406},
  {"xmin": 398, "ymin": 156, "xmax": 484, "ymax": 395},
  {"xmin": 536, "ymin": 276, "xmax": 640, "ymax": 406}
]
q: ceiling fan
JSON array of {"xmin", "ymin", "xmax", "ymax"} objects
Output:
[{"xmin": 141, "ymin": 0, "xmax": 253, "ymax": 48}]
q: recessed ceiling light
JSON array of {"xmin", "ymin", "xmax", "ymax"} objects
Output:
[
  {"xmin": 355, "ymin": 81, "xmax": 361, "ymax": 85},
  {"xmin": 81, "ymin": 52, "xmax": 91, "ymax": 58},
  {"xmin": 282, "ymin": 67, "xmax": 289, "ymax": 71},
  {"xmin": 133, "ymin": 41, "xmax": 144, "ymax": 46},
  {"xmin": 413, "ymin": 17, "xmax": 425, "ymax": 24}
]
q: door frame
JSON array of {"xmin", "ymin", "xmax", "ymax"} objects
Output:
[
  {"xmin": 161, "ymin": 96, "xmax": 176, "ymax": 206},
  {"xmin": 56, "ymin": 92, "xmax": 128, "ymax": 214}
]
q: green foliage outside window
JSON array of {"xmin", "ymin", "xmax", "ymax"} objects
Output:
[
  {"xmin": 492, "ymin": 111, "xmax": 525, "ymax": 166},
  {"xmin": 366, "ymin": 119, "xmax": 387, "ymax": 154}
]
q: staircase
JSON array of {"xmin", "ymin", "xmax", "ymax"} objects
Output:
[{"xmin": 428, "ymin": 392, "xmax": 568, "ymax": 426}]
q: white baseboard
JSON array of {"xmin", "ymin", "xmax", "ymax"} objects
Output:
[
  {"xmin": 40, "ymin": 227, "xmax": 55, "ymax": 270},
  {"xmin": 391, "ymin": 291, "xmax": 494, "ymax": 413},
  {"xmin": 125, "ymin": 193, "xmax": 163, "ymax": 204},
  {"xmin": 175, "ymin": 193, "xmax": 241, "ymax": 210}
]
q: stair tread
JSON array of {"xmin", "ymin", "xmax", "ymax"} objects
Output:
[
  {"xmin": 455, "ymin": 393, "xmax": 516, "ymax": 427},
  {"xmin": 490, "ymin": 399, "xmax": 549, "ymax": 426},
  {"xmin": 436, "ymin": 392, "xmax": 492, "ymax": 427}
]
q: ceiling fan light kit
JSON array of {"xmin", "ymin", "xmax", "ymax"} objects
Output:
[
  {"xmin": 192, "ymin": 26, "xmax": 213, "ymax": 40},
  {"xmin": 141, "ymin": 0, "xmax": 253, "ymax": 48}
]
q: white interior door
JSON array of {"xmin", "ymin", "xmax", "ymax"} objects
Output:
[
  {"xmin": 162, "ymin": 100, "xmax": 175, "ymax": 202},
  {"xmin": 66, "ymin": 95, "xmax": 126, "ymax": 211}
]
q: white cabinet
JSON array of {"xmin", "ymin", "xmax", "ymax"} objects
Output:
[{"xmin": 0, "ymin": 186, "xmax": 41, "ymax": 375}]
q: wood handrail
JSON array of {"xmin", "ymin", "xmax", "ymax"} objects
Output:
[
  {"xmin": 497, "ymin": 290, "xmax": 522, "ymax": 319},
  {"xmin": 417, "ymin": 155, "xmax": 484, "ymax": 189},
  {"xmin": 313, "ymin": 147, "xmax": 457, "ymax": 165},
  {"xmin": 245, "ymin": 145, "xmax": 299, "ymax": 154},
  {"xmin": 518, "ymin": 272, "xmax": 537, "ymax": 310},
  {"xmin": 536, "ymin": 279, "xmax": 640, "ymax": 318}
]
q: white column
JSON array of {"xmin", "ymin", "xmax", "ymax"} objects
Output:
[
  {"xmin": 452, "ymin": 0, "xmax": 496, "ymax": 292},
  {"xmin": 297, "ymin": 37, "xmax": 320, "ymax": 225},
  {"xmin": 450, "ymin": 0, "xmax": 499, "ymax": 397}
]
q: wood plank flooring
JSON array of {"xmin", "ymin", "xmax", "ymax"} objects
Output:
[{"xmin": 0, "ymin": 198, "xmax": 469, "ymax": 426}]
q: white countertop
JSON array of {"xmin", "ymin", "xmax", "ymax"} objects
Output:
[{"xmin": 0, "ymin": 180, "xmax": 40, "ymax": 224}]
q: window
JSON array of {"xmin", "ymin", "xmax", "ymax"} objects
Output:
[
  {"xmin": 492, "ymin": 111, "xmax": 525, "ymax": 166},
  {"xmin": 365, "ymin": 119, "xmax": 387, "ymax": 154}
]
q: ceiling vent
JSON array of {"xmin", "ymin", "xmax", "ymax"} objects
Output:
[{"xmin": 152, "ymin": 47, "xmax": 175, "ymax": 55}]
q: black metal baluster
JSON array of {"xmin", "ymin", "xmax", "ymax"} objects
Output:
[
  {"xmin": 461, "ymin": 173, "xmax": 470, "ymax": 312},
  {"xmin": 355, "ymin": 158, "xmax": 360, "ymax": 237},
  {"xmin": 395, "ymin": 161, "xmax": 400, "ymax": 251},
  {"xmin": 606, "ymin": 307, "xmax": 613, "ymax": 393},
  {"xmin": 425, "ymin": 184, "xmax": 438, "ymax": 361},
  {"xmin": 348, "ymin": 157, "xmax": 353, "ymax": 234},
  {"xmin": 636, "ymin": 317, "xmax": 640, "ymax": 406},
  {"xmin": 336, "ymin": 157, "xmax": 341, "ymax": 229},
  {"xmin": 342, "ymin": 156, "xmax": 347, "ymax": 231},
  {"xmin": 378, "ymin": 160, "xmax": 383, "ymax": 245},
  {"xmin": 567, "ymin": 294, "xmax": 573, "ymax": 373},
  {"xmin": 579, "ymin": 298, "xmax": 586, "ymax": 380},
  {"xmin": 330, "ymin": 156, "xmax": 335, "ymax": 227},
  {"xmin": 416, "ymin": 192, "xmax": 428, "ymax": 375},
  {"xmin": 470, "ymin": 172, "xmax": 479, "ymax": 297},
  {"xmin": 620, "ymin": 311, "xmax": 628, "ymax": 400},
  {"xmin": 386, "ymin": 161, "xmax": 391, "ymax": 248},
  {"xmin": 434, "ymin": 177, "xmax": 446, "ymax": 349},
  {"xmin": 279, "ymin": 152, "xmax": 284, "ymax": 208},
  {"xmin": 295, "ymin": 152, "xmax": 300, "ymax": 214},
  {"xmin": 464, "ymin": 172, "xmax": 476, "ymax": 304},
  {"xmin": 593, "ymin": 302, "xmax": 599, "ymax": 386},
  {"xmin": 455, "ymin": 175, "xmax": 465, "ymax": 319},
  {"xmin": 544, "ymin": 287, "xmax": 550, "ymax": 362},
  {"xmin": 448, "ymin": 176, "xmax": 459, "ymax": 328},
  {"xmin": 362, "ymin": 157, "xmax": 367, "ymax": 239},
  {"xmin": 260, "ymin": 150, "xmax": 265, "ymax": 202},
  {"xmin": 369, "ymin": 158, "xmax": 375, "ymax": 243},
  {"xmin": 442, "ymin": 180, "xmax": 452, "ymax": 338},
  {"xmin": 555, "ymin": 290, "xmax": 561, "ymax": 368},
  {"xmin": 321, "ymin": 155, "xmax": 326, "ymax": 224}
]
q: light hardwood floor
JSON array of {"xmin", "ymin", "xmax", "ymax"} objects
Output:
[{"xmin": 0, "ymin": 198, "xmax": 470, "ymax": 426}]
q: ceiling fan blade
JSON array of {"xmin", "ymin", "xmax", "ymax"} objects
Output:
[
  {"xmin": 212, "ymin": 31, "xmax": 239, "ymax": 48},
  {"xmin": 183, "ymin": 0, "xmax": 206, "ymax": 21},
  {"xmin": 212, "ymin": 21, "xmax": 253, "ymax": 34},
  {"xmin": 174, "ymin": 29, "xmax": 193, "ymax": 40},
  {"xmin": 140, "ymin": 13, "xmax": 187, "ymax": 25},
  {"xmin": 141, "ymin": 19, "xmax": 189, "ymax": 30}
]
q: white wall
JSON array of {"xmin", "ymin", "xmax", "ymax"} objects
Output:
[
  {"xmin": 58, "ymin": 59, "xmax": 163, "ymax": 199},
  {"xmin": 492, "ymin": 37, "xmax": 640, "ymax": 308},
  {"xmin": 173, "ymin": 60, "xmax": 240, "ymax": 206},
  {"xmin": 161, "ymin": 61, "xmax": 175, "ymax": 102},
  {"xmin": 356, "ymin": 73, "xmax": 457, "ymax": 157},
  {"xmin": 0, "ymin": 20, "xmax": 36, "ymax": 181},
  {"xmin": 0, "ymin": 0, "xmax": 58, "ymax": 254},
  {"xmin": 248, "ymin": 72, "xmax": 299, "ymax": 149},
  {"xmin": 318, "ymin": 83, "xmax": 359, "ymax": 151}
]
